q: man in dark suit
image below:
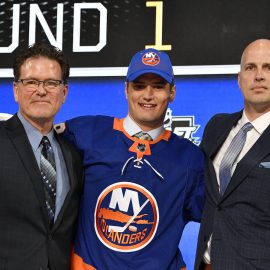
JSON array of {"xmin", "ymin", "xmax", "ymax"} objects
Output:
[
  {"xmin": 195, "ymin": 39, "xmax": 270, "ymax": 270},
  {"xmin": 0, "ymin": 43, "xmax": 83, "ymax": 270}
]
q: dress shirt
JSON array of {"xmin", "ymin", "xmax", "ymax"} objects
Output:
[
  {"xmin": 17, "ymin": 112, "xmax": 70, "ymax": 220},
  {"xmin": 203, "ymin": 110, "xmax": 270, "ymax": 264},
  {"xmin": 123, "ymin": 114, "xmax": 163, "ymax": 140}
]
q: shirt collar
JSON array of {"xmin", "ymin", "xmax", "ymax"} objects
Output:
[
  {"xmin": 243, "ymin": 110, "xmax": 270, "ymax": 135},
  {"xmin": 17, "ymin": 111, "xmax": 55, "ymax": 151},
  {"xmin": 123, "ymin": 114, "xmax": 164, "ymax": 140}
]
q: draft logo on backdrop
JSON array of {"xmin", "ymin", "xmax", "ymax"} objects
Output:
[
  {"xmin": 95, "ymin": 182, "xmax": 159, "ymax": 252},
  {"xmin": 142, "ymin": 51, "xmax": 160, "ymax": 66},
  {"xmin": 164, "ymin": 108, "xmax": 200, "ymax": 145}
]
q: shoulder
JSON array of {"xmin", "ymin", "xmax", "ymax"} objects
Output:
[
  {"xmin": 201, "ymin": 111, "xmax": 242, "ymax": 152},
  {"xmin": 206, "ymin": 113, "xmax": 232, "ymax": 127},
  {"xmin": 202, "ymin": 112, "xmax": 241, "ymax": 140},
  {"xmin": 63, "ymin": 115, "xmax": 115, "ymax": 150},
  {"xmin": 66, "ymin": 115, "xmax": 113, "ymax": 128},
  {"xmin": 0, "ymin": 114, "xmax": 24, "ymax": 133},
  {"xmin": 65, "ymin": 115, "xmax": 114, "ymax": 135},
  {"xmin": 205, "ymin": 111, "xmax": 241, "ymax": 130}
]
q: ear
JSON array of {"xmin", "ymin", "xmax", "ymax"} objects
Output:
[
  {"xmin": 125, "ymin": 82, "xmax": 128, "ymax": 99},
  {"xmin": 13, "ymin": 81, "xmax": 19, "ymax": 102},
  {"xmin": 237, "ymin": 71, "xmax": 241, "ymax": 89},
  {"xmin": 169, "ymin": 85, "xmax": 176, "ymax": 102},
  {"xmin": 62, "ymin": 84, "xmax": 68, "ymax": 103}
]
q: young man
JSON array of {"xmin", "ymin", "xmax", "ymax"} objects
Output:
[
  {"xmin": 195, "ymin": 39, "xmax": 270, "ymax": 270},
  {"xmin": 0, "ymin": 43, "xmax": 83, "ymax": 270},
  {"xmin": 63, "ymin": 48, "xmax": 204, "ymax": 270}
]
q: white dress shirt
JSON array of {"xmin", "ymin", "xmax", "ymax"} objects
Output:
[
  {"xmin": 203, "ymin": 110, "xmax": 270, "ymax": 264},
  {"xmin": 123, "ymin": 114, "xmax": 163, "ymax": 140}
]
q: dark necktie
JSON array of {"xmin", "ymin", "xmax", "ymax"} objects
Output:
[
  {"xmin": 219, "ymin": 122, "xmax": 253, "ymax": 195},
  {"xmin": 40, "ymin": 136, "xmax": 57, "ymax": 224},
  {"xmin": 132, "ymin": 131, "xmax": 153, "ymax": 141}
]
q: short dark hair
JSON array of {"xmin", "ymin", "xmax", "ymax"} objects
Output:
[{"xmin": 13, "ymin": 43, "xmax": 70, "ymax": 83}]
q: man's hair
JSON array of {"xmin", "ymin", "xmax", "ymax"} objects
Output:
[{"xmin": 13, "ymin": 43, "xmax": 70, "ymax": 83}]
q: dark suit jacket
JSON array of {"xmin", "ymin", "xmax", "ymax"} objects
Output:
[
  {"xmin": 195, "ymin": 111, "xmax": 270, "ymax": 270},
  {"xmin": 0, "ymin": 115, "xmax": 83, "ymax": 270}
]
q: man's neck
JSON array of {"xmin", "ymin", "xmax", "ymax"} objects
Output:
[
  {"xmin": 244, "ymin": 103, "xmax": 270, "ymax": 122},
  {"xmin": 19, "ymin": 111, "xmax": 53, "ymax": 135},
  {"xmin": 123, "ymin": 115, "xmax": 164, "ymax": 140}
]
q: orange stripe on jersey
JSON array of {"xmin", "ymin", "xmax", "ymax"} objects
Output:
[
  {"xmin": 71, "ymin": 250, "xmax": 96, "ymax": 270},
  {"xmin": 113, "ymin": 118, "xmax": 171, "ymax": 143}
]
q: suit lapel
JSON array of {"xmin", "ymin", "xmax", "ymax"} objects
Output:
[
  {"xmin": 206, "ymin": 161, "xmax": 221, "ymax": 203},
  {"xmin": 5, "ymin": 115, "xmax": 50, "ymax": 226},
  {"xmin": 205, "ymin": 112, "xmax": 242, "ymax": 201},
  {"xmin": 52, "ymin": 134, "xmax": 75, "ymax": 230},
  {"xmin": 208, "ymin": 112, "xmax": 242, "ymax": 159},
  {"xmin": 221, "ymin": 123, "xmax": 270, "ymax": 201}
]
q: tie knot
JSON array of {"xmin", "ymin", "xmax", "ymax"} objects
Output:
[
  {"xmin": 40, "ymin": 136, "xmax": 51, "ymax": 147},
  {"xmin": 132, "ymin": 131, "xmax": 153, "ymax": 141},
  {"xmin": 242, "ymin": 122, "xmax": 253, "ymax": 133}
]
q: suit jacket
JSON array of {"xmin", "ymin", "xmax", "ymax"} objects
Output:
[
  {"xmin": 0, "ymin": 115, "xmax": 83, "ymax": 270},
  {"xmin": 195, "ymin": 111, "xmax": 270, "ymax": 270}
]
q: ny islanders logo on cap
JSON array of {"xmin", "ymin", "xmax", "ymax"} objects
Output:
[
  {"xmin": 95, "ymin": 182, "xmax": 159, "ymax": 252},
  {"xmin": 142, "ymin": 51, "xmax": 160, "ymax": 66}
]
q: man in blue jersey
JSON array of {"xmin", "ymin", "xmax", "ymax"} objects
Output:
[{"xmin": 61, "ymin": 48, "xmax": 205, "ymax": 270}]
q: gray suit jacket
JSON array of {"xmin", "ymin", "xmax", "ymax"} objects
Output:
[
  {"xmin": 195, "ymin": 111, "xmax": 270, "ymax": 270},
  {"xmin": 0, "ymin": 115, "xmax": 83, "ymax": 270}
]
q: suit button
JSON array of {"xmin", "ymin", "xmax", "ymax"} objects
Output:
[
  {"xmin": 48, "ymin": 234, "xmax": 53, "ymax": 240},
  {"xmin": 217, "ymin": 205, "xmax": 222, "ymax": 211}
]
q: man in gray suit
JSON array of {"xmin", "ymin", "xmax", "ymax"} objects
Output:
[
  {"xmin": 0, "ymin": 43, "xmax": 83, "ymax": 270},
  {"xmin": 195, "ymin": 39, "xmax": 270, "ymax": 270}
]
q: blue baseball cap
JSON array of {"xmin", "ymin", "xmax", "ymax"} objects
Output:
[{"xmin": 126, "ymin": 48, "xmax": 174, "ymax": 84}]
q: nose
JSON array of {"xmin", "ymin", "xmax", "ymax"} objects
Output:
[
  {"xmin": 36, "ymin": 82, "xmax": 47, "ymax": 95},
  {"xmin": 143, "ymin": 85, "xmax": 154, "ymax": 100},
  {"xmin": 255, "ymin": 68, "xmax": 265, "ymax": 82}
]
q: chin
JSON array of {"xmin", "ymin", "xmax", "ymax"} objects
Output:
[{"xmin": 30, "ymin": 112, "xmax": 53, "ymax": 121}]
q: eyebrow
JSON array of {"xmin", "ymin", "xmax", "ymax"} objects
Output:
[{"xmin": 244, "ymin": 62, "xmax": 270, "ymax": 67}]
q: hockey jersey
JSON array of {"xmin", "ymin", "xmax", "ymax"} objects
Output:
[{"xmin": 64, "ymin": 115, "xmax": 205, "ymax": 270}]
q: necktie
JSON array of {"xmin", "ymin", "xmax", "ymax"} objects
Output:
[
  {"xmin": 219, "ymin": 122, "xmax": 253, "ymax": 195},
  {"xmin": 40, "ymin": 136, "xmax": 57, "ymax": 224},
  {"xmin": 132, "ymin": 131, "xmax": 153, "ymax": 141}
]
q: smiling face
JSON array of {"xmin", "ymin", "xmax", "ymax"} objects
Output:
[
  {"xmin": 238, "ymin": 39, "xmax": 270, "ymax": 119},
  {"xmin": 13, "ymin": 56, "xmax": 68, "ymax": 133},
  {"xmin": 125, "ymin": 73, "xmax": 176, "ymax": 131}
]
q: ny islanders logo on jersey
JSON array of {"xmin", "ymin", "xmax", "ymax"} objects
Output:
[
  {"xmin": 142, "ymin": 51, "xmax": 160, "ymax": 66},
  {"xmin": 95, "ymin": 182, "xmax": 159, "ymax": 252}
]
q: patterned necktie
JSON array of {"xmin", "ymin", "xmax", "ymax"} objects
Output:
[
  {"xmin": 219, "ymin": 122, "xmax": 253, "ymax": 195},
  {"xmin": 132, "ymin": 131, "xmax": 153, "ymax": 141},
  {"xmin": 40, "ymin": 136, "xmax": 57, "ymax": 224}
]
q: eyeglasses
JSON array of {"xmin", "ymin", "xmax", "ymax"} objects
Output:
[{"xmin": 16, "ymin": 79, "xmax": 65, "ymax": 92}]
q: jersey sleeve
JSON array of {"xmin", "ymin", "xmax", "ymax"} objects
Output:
[{"xmin": 63, "ymin": 116, "xmax": 96, "ymax": 156}]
